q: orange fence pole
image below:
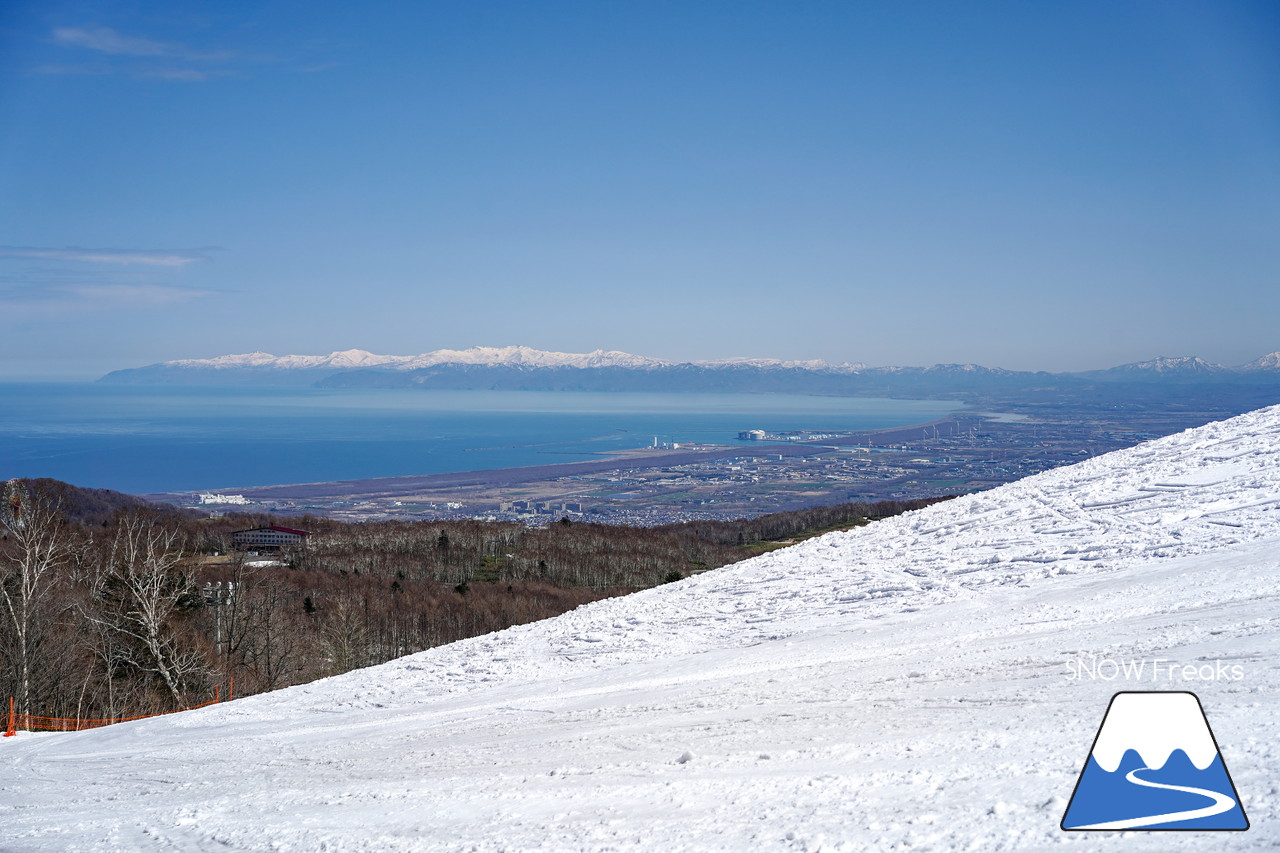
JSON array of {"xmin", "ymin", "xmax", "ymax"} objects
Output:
[
  {"xmin": 229, "ymin": 677, "xmax": 234, "ymax": 702},
  {"xmin": 4, "ymin": 696, "xmax": 14, "ymax": 737},
  {"xmin": 214, "ymin": 684, "xmax": 220, "ymax": 703}
]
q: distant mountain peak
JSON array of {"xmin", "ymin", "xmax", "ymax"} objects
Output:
[
  {"xmin": 1114, "ymin": 355, "xmax": 1227, "ymax": 374},
  {"xmin": 1240, "ymin": 352, "xmax": 1280, "ymax": 372},
  {"xmin": 921, "ymin": 362, "xmax": 1016, "ymax": 375},
  {"xmin": 399, "ymin": 345, "xmax": 672, "ymax": 370},
  {"xmin": 164, "ymin": 349, "xmax": 414, "ymax": 371}
]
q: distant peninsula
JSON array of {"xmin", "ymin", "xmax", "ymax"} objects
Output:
[{"xmin": 99, "ymin": 345, "xmax": 1280, "ymax": 398}]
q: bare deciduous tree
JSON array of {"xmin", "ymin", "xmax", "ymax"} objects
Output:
[
  {"xmin": 89, "ymin": 516, "xmax": 208, "ymax": 706},
  {"xmin": 239, "ymin": 576, "xmax": 306, "ymax": 691},
  {"xmin": 319, "ymin": 592, "xmax": 371, "ymax": 676},
  {"xmin": 0, "ymin": 480, "xmax": 70, "ymax": 717}
]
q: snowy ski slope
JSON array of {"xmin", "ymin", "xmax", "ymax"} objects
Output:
[{"xmin": 4, "ymin": 405, "xmax": 1279, "ymax": 851}]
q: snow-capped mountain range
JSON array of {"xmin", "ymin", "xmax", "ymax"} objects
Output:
[
  {"xmin": 118, "ymin": 345, "xmax": 1280, "ymax": 375},
  {"xmin": 1080, "ymin": 355, "xmax": 1232, "ymax": 377},
  {"xmin": 150, "ymin": 345, "xmax": 868, "ymax": 373},
  {"xmin": 98, "ymin": 345, "xmax": 1280, "ymax": 393},
  {"xmin": 6, "ymin": 402, "xmax": 1278, "ymax": 849}
]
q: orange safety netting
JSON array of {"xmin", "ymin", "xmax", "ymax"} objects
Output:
[{"xmin": 5, "ymin": 681, "xmax": 232, "ymax": 736}]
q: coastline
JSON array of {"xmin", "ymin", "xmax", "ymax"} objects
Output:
[
  {"xmin": 144, "ymin": 413, "xmax": 982, "ymax": 504},
  {"xmin": 144, "ymin": 442, "xmax": 812, "ymax": 503}
]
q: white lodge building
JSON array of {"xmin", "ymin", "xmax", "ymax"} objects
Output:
[{"xmin": 231, "ymin": 526, "xmax": 312, "ymax": 551}]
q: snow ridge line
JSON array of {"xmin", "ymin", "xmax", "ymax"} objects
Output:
[{"xmin": 179, "ymin": 404, "xmax": 1280, "ymax": 723}]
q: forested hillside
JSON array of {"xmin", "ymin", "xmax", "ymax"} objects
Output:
[{"xmin": 0, "ymin": 478, "xmax": 948, "ymax": 721}]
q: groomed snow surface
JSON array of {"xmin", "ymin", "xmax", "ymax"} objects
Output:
[{"xmin": 5, "ymin": 406, "xmax": 1280, "ymax": 851}]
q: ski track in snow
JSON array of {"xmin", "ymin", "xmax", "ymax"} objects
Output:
[{"xmin": 3, "ymin": 406, "xmax": 1280, "ymax": 850}]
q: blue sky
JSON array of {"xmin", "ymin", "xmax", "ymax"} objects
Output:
[{"xmin": 1, "ymin": 1, "xmax": 1277, "ymax": 378}]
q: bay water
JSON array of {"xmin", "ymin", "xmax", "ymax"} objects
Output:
[{"xmin": 0, "ymin": 383, "xmax": 960, "ymax": 494}]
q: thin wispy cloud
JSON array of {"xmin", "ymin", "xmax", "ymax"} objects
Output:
[
  {"xmin": 0, "ymin": 280, "xmax": 222, "ymax": 322},
  {"xmin": 0, "ymin": 246, "xmax": 209, "ymax": 267},
  {"xmin": 52, "ymin": 26, "xmax": 234, "ymax": 62},
  {"xmin": 0, "ymin": 245, "xmax": 223, "ymax": 323},
  {"xmin": 60, "ymin": 283, "xmax": 221, "ymax": 305},
  {"xmin": 43, "ymin": 25, "xmax": 243, "ymax": 82}
]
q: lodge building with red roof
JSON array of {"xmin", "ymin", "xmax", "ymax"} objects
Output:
[{"xmin": 231, "ymin": 526, "xmax": 312, "ymax": 551}]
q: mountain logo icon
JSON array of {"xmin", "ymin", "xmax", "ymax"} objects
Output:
[{"xmin": 1061, "ymin": 691, "xmax": 1249, "ymax": 830}]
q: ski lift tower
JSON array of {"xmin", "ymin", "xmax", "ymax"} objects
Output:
[{"xmin": 202, "ymin": 581, "xmax": 237, "ymax": 655}]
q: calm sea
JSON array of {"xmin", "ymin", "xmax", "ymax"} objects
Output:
[{"xmin": 0, "ymin": 383, "xmax": 960, "ymax": 494}]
